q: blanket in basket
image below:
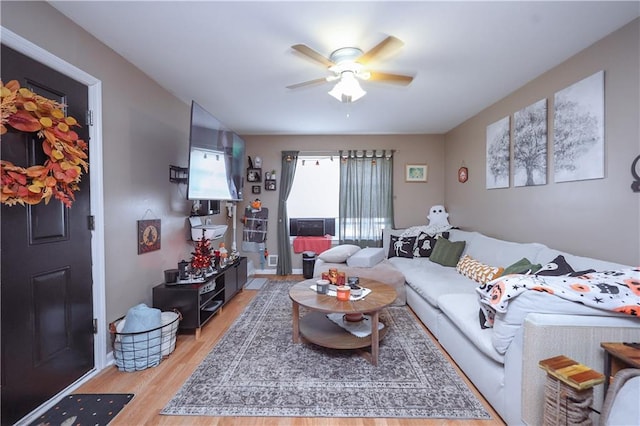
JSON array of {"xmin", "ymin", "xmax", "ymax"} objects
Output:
[
  {"xmin": 477, "ymin": 268, "xmax": 640, "ymax": 324},
  {"xmin": 115, "ymin": 304, "xmax": 162, "ymax": 371}
]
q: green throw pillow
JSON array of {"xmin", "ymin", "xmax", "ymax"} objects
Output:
[
  {"xmin": 430, "ymin": 238, "xmax": 466, "ymax": 267},
  {"xmin": 502, "ymin": 257, "xmax": 542, "ymax": 275}
]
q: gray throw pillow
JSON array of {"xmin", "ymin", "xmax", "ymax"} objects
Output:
[{"xmin": 430, "ymin": 238, "xmax": 466, "ymax": 267}]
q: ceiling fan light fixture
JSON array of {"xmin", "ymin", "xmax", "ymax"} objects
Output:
[{"xmin": 328, "ymin": 71, "xmax": 367, "ymax": 103}]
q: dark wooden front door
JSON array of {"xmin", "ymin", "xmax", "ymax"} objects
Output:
[{"xmin": 1, "ymin": 45, "xmax": 94, "ymax": 425}]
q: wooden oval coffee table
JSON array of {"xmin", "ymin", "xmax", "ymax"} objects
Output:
[{"xmin": 289, "ymin": 278, "xmax": 397, "ymax": 366}]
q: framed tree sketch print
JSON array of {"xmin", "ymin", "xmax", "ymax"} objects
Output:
[
  {"xmin": 553, "ymin": 71, "xmax": 604, "ymax": 182},
  {"xmin": 486, "ymin": 116, "xmax": 510, "ymax": 189},
  {"xmin": 514, "ymin": 99, "xmax": 547, "ymax": 187}
]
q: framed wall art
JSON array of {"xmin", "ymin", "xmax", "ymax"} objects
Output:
[
  {"xmin": 553, "ymin": 71, "xmax": 604, "ymax": 183},
  {"xmin": 247, "ymin": 168, "xmax": 262, "ymax": 182},
  {"xmin": 265, "ymin": 179, "xmax": 277, "ymax": 191},
  {"xmin": 138, "ymin": 219, "xmax": 161, "ymax": 254},
  {"xmin": 514, "ymin": 98, "xmax": 547, "ymax": 187},
  {"xmin": 486, "ymin": 116, "xmax": 510, "ymax": 189},
  {"xmin": 405, "ymin": 164, "xmax": 427, "ymax": 182},
  {"xmin": 458, "ymin": 166, "xmax": 469, "ymax": 183},
  {"xmin": 252, "ymin": 185, "xmax": 261, "ymax": 194}
]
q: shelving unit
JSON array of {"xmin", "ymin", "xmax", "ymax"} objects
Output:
[{"xmin": 153, "ymin": 257, "xmax": 247, "ymax": 339}]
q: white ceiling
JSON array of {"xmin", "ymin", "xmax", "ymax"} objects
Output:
[{"xmin": 49, "ymin": 1, "xmax": 639, "ymax": 135}]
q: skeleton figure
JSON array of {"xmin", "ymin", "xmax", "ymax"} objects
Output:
[{"xmin": 394, "ymin": 238, "xmax": 409, "ymax": 255}]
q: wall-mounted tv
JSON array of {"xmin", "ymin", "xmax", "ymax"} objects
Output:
[{"xmin": 187, "ymin": 101, "xmax": 245, "ymax": 201}]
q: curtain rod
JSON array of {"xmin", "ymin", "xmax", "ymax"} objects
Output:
[{"xmin": 299, "ymin": 149, "xmax": 396, "ymax": 156}]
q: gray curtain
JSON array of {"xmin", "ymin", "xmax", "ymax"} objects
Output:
[
  {"xmin": 339, "ymin": 150, "xmax": 394, "ymax": 247},
  {"xmin": 276, "ymin": 151, "xmax": 299, "ymax": 275}
]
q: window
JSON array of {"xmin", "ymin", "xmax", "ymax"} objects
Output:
[
  {"xmin": 287, "ymin": 156, "xmax": 339, "ymax": 232},
  {"xmin": 286, "ymin": 151, "xmax": 394, "ymax": 245}
]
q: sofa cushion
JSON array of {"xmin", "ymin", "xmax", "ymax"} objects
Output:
[
  {"xmin": 456, "ymin": 255, "xmax": 504, "ymax": 284},
  {"xmin": 390, "ymin": 257, "xmax": 476, "ymax": 307},
  {"xmin": 388, "ymin": 235, "xmax": 416, "ymax": 258},
  {"xmin": 464, "ymin": 233, "xmax": 546, "ymax": 268},
  {"xmin": 535, "ymin": 255, "xmax": 574, "ymax": 276},
  {"xmin": 533, "ymin": 247, "xmax": 629, "ymax": 272},
  {"xmin": 490, "ymin": 289, "xmax": 627, "ymax": 354},
  {"xmin": 438, "ymin": 293, "xmax": 504, "ymax": 364},
  {"xmin": 503, "ymin": 257, "xmax": 541, "ymax": 275},
  {"xmin": 318, "ymin": 244, "xmax": 361, "ymax": 263},
  {"xmin": 413, "ymin": 231, "xmax": 449, "ymax": 258},
  {"xmin": 346, "ymin": 247, "xmax": 385, "ymax": 268},
  {"xmin": 430, "ymin": 238, "xmax": 466, "ymax": 267}
]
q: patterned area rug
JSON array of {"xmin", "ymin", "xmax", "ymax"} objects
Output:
[{"xmin": 161, "ymin": 279, "xmax": 491, "ymax": 419}]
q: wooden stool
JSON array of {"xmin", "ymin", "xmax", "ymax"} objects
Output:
[{"xmin": 539, "ymin": 355, "xmax": 605, "ymax": 426}]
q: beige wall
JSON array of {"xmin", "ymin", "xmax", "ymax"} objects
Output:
[
  {"xmin": 240, "ymin": 134, "xmax": 445, "ymax": 270},
  {"xmin": 3, "ymin": 2, "xmax": 638, "ymax": 361},
  {"xmin": 1, "ymin": 2, "xmax": 208, "ymax": 338},
  {"xmin": 444, "ymin": 19, "xmax": 640, "ymax": 265}
]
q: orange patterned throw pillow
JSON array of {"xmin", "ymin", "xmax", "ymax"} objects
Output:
[{"xmin": 456, "ymin": 255, "xmax": 504, "ymax": 284}]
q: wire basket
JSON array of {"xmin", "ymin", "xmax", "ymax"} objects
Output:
[{"xmin": 109, "ymin": 310, "xmax": 181, "ymax": 372}]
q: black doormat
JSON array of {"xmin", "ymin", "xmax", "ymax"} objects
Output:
[{"xmin": 30, "ymin": 393, "xmax": 134, "ymax": 426}]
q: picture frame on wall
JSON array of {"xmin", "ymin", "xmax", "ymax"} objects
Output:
[
  {"xmin": 553, "ymin": 70, "xmax": 605, "ymax": 183},
  {"xmin": 486, "ymin": 116, "xmax": 510, "ymax": 189},
  {"xmin": 137, "ymin": 219, "xmax": 161, "ymax": 254},
  {"xmin": 247, "ymin": 168, "xmax": 262, "ymax": 182},
  {"xmin": 458, "ymin": 166, "xmax": 469, "ymax": 183},
  {"xmin": 514, "ymin": 98, "xmax": 547, "ymax": 187},
  {"xmin": 252, "ymin": 185, "xmax": 261, "ymax": 194},
  {"xmin": 265, "ymin": 179, "xmax": 277, "ymax": 191},
  {"xmin": 405, "ymin": 164, "xmax": 427, "ymax": 182}
]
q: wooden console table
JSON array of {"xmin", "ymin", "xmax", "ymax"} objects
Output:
[{"xmin": 600, "ymin": 342, "xmax": 640, "ymax": 397}]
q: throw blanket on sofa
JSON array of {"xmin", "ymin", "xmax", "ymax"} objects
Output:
[{"xmin": 477, "ymin": 269, "xmax": 640, "ymax": 323}]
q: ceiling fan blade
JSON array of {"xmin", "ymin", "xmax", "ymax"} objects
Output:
[
  {"xmin": 356, "ymin": 35, "xmax": 404, "ymax": 65},
  {"xmin": 286, "ymin": 77, "xmax": 329, "ymax": 90},
  {"xmin": 368, "ymin": 72, "xmax": 414, "ymax": 85},
  {"xmin": 291, "ymin": 44, "xmax": 335, "ymax": 67}
]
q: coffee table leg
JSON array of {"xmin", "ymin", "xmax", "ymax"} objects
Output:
[
  {"xmin": 371, "ymin": 311, "xmax": 379, "ymax": 366},
  {"xmin": 292, "ymin": 301, "xmax": 300, "ymax": 343}
]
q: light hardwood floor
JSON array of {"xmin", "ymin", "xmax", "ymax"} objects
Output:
[{"xmin": 77, "ymin": 276, "xmax": 506, "ymax": 426}]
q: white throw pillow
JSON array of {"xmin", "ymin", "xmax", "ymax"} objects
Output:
[
  {"xmin": 347, "ymin": 247, "xmax": 385, "ymax": 268},
  {"xmin": 318, "ymin": 244, "xmax": 361, "ymax": 263}
]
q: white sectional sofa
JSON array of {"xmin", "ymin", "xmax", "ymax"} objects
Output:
[{"xmin": 380, "ymin": 228, "xmax": 640, "ymax": 425}]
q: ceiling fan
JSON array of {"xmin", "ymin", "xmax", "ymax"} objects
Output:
[{"xmin": 287, "ymin": 35, "xmax": 414, "ymax": 103}]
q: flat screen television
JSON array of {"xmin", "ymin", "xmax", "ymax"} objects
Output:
[{"xmin": 187, "ymin": 101, "xmax": 245, "ymax": 201}]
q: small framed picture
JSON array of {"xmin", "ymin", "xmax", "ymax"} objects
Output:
[
  {"xmin": 406, "ymin": 164, "xmax": 428, "ymax": 182},
  {"xmin": 265, "ymin": 179, "xmax": 276, "ymax": 191},
  {"xmin": 247, "ymin": 168, "xmax": 262, "ymax": 182},
  {"xmin": 458, "ymin": 166, "xmax": 469, "ymax": 183},
  {"xmin": 137, "ymin": 219, "xmax": 161, "ymax": 254},
  {"xmin": 252, "ymin": 185, "xmax": 261, "ymax": 194}
]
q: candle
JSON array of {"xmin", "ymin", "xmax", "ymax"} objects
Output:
[
  {"xmin": 336, "ymin": 286, "xmax": 350, "ymax": 301},
  {"xmin": 316, "ymin": 279, "xmax": 329, "ymax": 294}
]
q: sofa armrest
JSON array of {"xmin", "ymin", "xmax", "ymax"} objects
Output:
[{"xmin": 516, "ymin": 313, "xmax": 640, "ymax": 425}]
